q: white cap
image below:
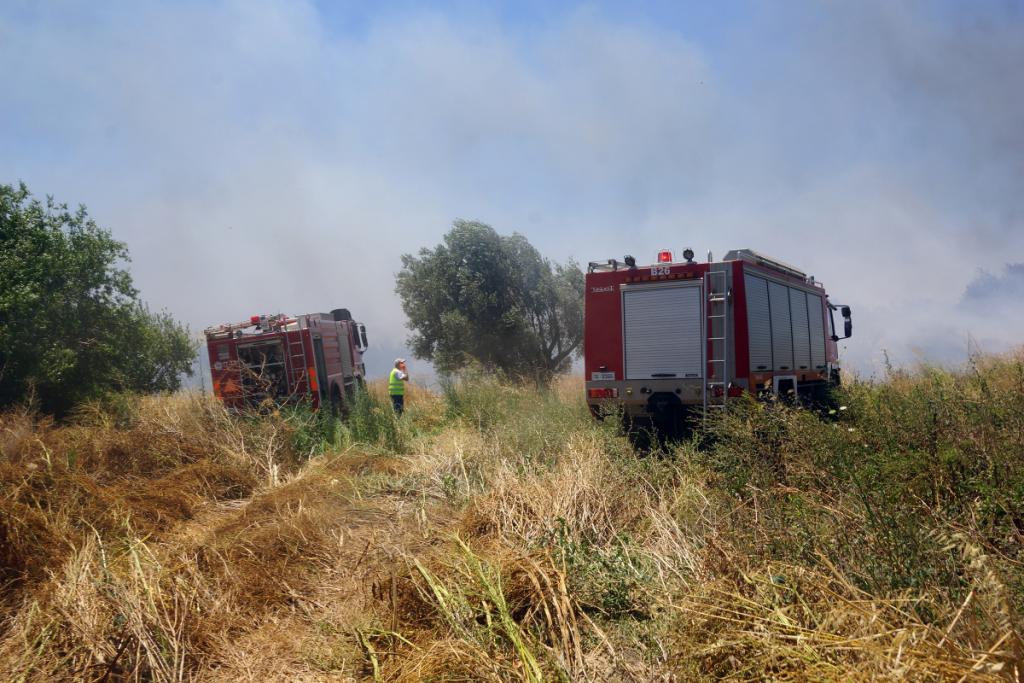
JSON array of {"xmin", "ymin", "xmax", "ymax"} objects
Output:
[{"xmin": 394, "ymin": 358, "xmax": 405, "ymax": 367}]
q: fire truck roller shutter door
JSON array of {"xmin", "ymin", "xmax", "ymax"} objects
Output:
[
  {"xmin": 312, "ymin": 337, "xmax": 328, "ymax": 399},
  {"xmin": 337, "ymin": 329, "xmax": 354, "ymax": 379},
  {"xmin": 744, "ymin": 274, "xmax": 773, "ymax": 372},
  {"xmin": 622, "ymin": 283, "xmax": 703, "ymax": 380},
  {"xmin": 789, "ymin": 288, "xmax": 811, "ymax": 371},
  {"xmin": 768, "ymin": 281, "xmax": 795, "ymax": 372},
  {"xmin": 808, "ymin": 293, "xmax": 827, "ymax": 370}
]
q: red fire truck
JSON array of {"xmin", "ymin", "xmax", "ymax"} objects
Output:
[
  {"xmin": 584, "ymin": 248, "xmax": 852, "ymax": 436},
  {"xmin": 205, "ymin": 309, "xmax": 369, "ymax": 412}
]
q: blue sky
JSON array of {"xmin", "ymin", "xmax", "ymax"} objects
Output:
[{"xmin": 2, "ymin": 1, "xmax": 1023, "ymax": 379}]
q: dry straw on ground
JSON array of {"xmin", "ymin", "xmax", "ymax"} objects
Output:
[{"xmin": 1, "ymin": 358, "xmax": 1021, "ymax": 680}]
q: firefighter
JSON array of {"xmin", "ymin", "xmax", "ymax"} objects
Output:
[{"xmin": 388, "ymin": 358, "xmax": 409, "ymax": 415}]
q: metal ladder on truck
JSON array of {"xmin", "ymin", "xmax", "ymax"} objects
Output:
[
  {"xmin": 704, "ymin": 268, "xmax": 729, "ymax": 420},
  {"xmin": 283, "ymin": 316, "xmax": 312, "ymax": 404}
]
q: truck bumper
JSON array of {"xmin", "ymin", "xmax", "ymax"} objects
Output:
[{"xmin": 585, "ymin": 378, "xmax": 707, "ymax": 419}]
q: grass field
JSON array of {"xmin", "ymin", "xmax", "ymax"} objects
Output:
[{"xmin": 1, "ymin": 355, "xmax": 1021, "ymax": 681}]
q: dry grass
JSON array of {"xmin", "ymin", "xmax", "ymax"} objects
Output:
[
  {"xmin": 2, "ymin": 360, "xmax": 1022, "ymax": 681},
  {"xmin": 0, "ymin": 392, "xmax": 414, "ymax": 681},
  {"xmin": 386, "ymin": 434, "xmax": 1015, "ymax": 681},
  {"xmin": 372, "ymin": 366, "xmax": 1021, "ymax": 681},
  {"xmin": 667, "ymin": 560, "xmax": 1010, "ymax": 681}
]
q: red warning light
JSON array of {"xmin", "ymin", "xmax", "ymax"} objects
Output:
[
  {"xmin": 657, "ymin": 250, "xmax": 673, "ymax": 263},
  {"xmin": 250, "ymin": 315, "xmax": 260, "ymax": 325}
]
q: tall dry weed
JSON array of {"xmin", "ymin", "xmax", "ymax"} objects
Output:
[{"xmin": 3, "ymin": 356, "xmax": 1023, "ymax": 681}]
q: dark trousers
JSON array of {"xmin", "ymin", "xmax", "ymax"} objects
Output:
[{"xmin": 390, "ymin": 394, "xmax": 405, "ymax": 415}]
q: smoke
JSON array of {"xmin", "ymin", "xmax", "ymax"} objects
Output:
[
  {"xmin": 1, "ymin": 1, "xmax": 1021, "ymax": 377},
  {"xmin": 962, "ymin": 264, "xmax": 1024, "ymax": 307}
]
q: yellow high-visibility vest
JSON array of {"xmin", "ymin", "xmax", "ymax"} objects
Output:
[{"xmin": 388, "ymin": 368, "xmax": 405, "ymax": 396}]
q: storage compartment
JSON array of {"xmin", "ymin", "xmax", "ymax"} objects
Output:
[
  {"xmin": 790, "ymin": 288, "xmax": 811, "ymax": 371},
  {"xmin": 745, "ymin": 274, "xmax": 773, "ymax": 372},
  {"xmin": 746, "ymin": 273, "xmax": 826, "ymax": 375},
  {"xmin": 236, "ymin": 340, "xmax": 289, "ymax": 400},
  {"xmin": 622, "ymin": 283, "xmax": 703, "ymax": 380}
]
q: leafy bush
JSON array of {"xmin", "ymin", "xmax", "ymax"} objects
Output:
[
  {"xmin": 282, "ymin": 402, "xmax": 340, "ymax": 458},
  {"xmin": 341, "ymin": 386, "xmax": 408, "ymax": 452},
  {"xmin": 544, "ymin": 519, "xmax": 652, "ymax": 618},
  {"xmin": 0, "ymin": 182, "xmax": 196, "ymax": 414},
  {"xmin": 440, "ymin": 366, "xmax": 512, "ymax": 431},
  {"xmin": 702, "ymin": 355, "xmax": 1024, "ymax": 611}
]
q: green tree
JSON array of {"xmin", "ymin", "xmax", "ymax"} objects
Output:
[
  {"xmin": 0, "ymin": 182, "xmax": 196, "ymax": 414},
  {"xmin": 396, "ymin": 220, "xmax": 583, "ymax": 379}
]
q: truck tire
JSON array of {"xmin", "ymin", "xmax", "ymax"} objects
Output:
[
  {"xmin": 622, "ymin": 414, "xmax": 655, "ymax": 453},
  {"xmin": 330, "ymin": 385, "xmax": 344, "ymax": 418},
  {"xmin": 648, "ymin": 392, "xmax": 689, "ymax": 444}
]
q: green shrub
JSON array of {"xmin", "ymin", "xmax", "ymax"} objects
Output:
[
  {"xmin": 544, "ymin": 519, "xmax": 652, "ymax": 618},
  {"xmin": 340, "ymin": 387, "xmax": 408, "ymax": 453},
  {"xmin": 282, "ymin": 402, "xmax": 339, "ymax": 458},
  {"xmin": 700, "ymin": 356, "xmax": 1024, "ymax": 614},
  {"xmin": 440, "ymin": 366, "xmax": 513, "ymax": 430}
]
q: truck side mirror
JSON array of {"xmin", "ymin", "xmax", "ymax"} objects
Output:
[{"xmin": 829, "ymin": 304, "xmax": 853, "ymax": 341}]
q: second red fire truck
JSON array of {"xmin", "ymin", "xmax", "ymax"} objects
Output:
[
  {"xmin": 584, "ymin": 248, "xmax": 852, "ymax": 437},
  {"xmin": 205, "ymin": 309, "xmax": 369, "ymax": 412}
]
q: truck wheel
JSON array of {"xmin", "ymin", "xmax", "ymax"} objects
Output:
[
  {"xmin": 345, "ymin": 379, "xmax": 360, "ymax": 403},
  {"xmin": 330, "ymin": 386, "xmax": 344, "ymax": 418},
  {"xmin": 622, "ymin": 415, "xmax": 655, "ymax": 453},
  {"xmin": 648, "ymin": 392, "xmax": 689, "ymax": 447}
]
